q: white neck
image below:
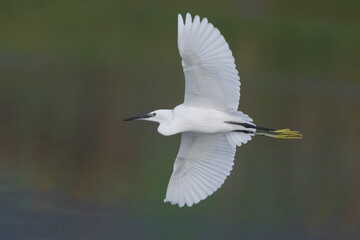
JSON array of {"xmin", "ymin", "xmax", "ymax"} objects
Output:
[{"xmin": 150, "ymin": 109, "xmax": 174, "ymax": 136}]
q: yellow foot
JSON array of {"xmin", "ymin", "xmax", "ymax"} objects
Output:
[
  {"xmin": 258, "ymin": 128, "xmax": 303, "ymax": 139},
  {"xmin": 272, "ymin": 128, "xmax": 302, "ymax": 139}
]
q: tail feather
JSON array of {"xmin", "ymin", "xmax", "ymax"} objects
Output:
[
  {"xmin": 226, "ymin": 131, "xmax": 253, "ymax": 148},
  {"xmin": 225, "ymin": 111, "xmax": 254, "ymax": 147}
]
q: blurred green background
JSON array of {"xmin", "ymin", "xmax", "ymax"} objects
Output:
[{"xmin": 0, "ymin": 0, "xmax": 359, "ymax": 239}]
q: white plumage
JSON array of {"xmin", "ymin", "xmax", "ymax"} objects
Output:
[
  {"xmin": 124, "ymin": 13, "xmax": 302, "ymax": 207},
  {"xmin": 178, "ymin": 14, "xmax": 240, "ymax": 112},
  {"xmin": 165, "ymin": 132, "xmax": 236, "ymax": 207},
  {"xmin": 163, "ymin": 13, "xmax": 250, "ymax": 207}
]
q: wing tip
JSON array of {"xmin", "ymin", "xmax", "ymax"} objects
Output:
[
  {"xmin": 179, "ymin": 13, "xmax": 205, "ymax": 24},
  {"xmin": 164, "ymin": 198, "xmax": 196, "ymax": 208},
  {"xmin": 164, "ymin": 189, "xmax": 217, "ymax": 208},
  {"xmin": 164, "ymin": 181, "xmax": 217, "ymax": 208},
  {"xmin": 164, "ymin": 198, "xmax": 185, "ymax": 207},
  {"xmin": 193, "ymin": 15, "xmax": 200, "ymax": 23},
  {"xmin": 178, "ymin": 13, "xmax": 184, "ymax": 25},
  {"xmin": 185, "ymin": 12, "xmax": 192, "ymax": 25}
]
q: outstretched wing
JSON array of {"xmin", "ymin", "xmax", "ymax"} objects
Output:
[
  {"xmin": 164, "ymin": 132, "xmax": 236, "ymax": 207},
  {"xmin": 178, "ymin": 13, "xmax": 241, "ymax": 111}
]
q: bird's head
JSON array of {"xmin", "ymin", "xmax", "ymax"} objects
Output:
[{"xmin": 123, "ymin": 109, "xmax": 173, "ymax": 124}]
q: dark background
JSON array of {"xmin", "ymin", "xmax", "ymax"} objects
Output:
[{"xmin": 0, "ymin": 0, "xmax": 359, "ymax": 239}]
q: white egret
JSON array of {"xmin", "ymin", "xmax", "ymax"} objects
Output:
[{"xmin": 124, "ymin": 13, "xmax": 302, "ymax": 207}]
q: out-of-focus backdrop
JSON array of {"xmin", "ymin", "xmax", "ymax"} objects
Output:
[{"xmin": 0, "ymin": 0, "xmax": 359, "ymax": 239}]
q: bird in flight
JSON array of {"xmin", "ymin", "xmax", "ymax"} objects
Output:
[{"xmin": 124, "ymin": 13, "xmax": 302, "ymax": 207}]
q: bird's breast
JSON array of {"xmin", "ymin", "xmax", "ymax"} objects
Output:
[
  {"xmin": 171, "ymin": 105, "xmax": 233, "ymax": 133},
  {"xmin": 157, "ymin": 123, "xmax": 180, "ymax": 136}
]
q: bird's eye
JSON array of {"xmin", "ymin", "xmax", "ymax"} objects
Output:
[{"xmin": 152, "ymin": 113, "xmax": 156, "ymax": 117}]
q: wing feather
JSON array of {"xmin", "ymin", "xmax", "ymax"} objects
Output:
[
  {"xmin": 164, "ymin": 132, "xmax": 236, "ymax": 207},
  {"xmin": 178, "ymin": 13, "xmax": 241, "ymax": 111}
]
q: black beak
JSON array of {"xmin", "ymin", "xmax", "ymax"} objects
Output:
[{"xmin": 123, "ymin": 114, "xmax": 152, "ymax": 121}]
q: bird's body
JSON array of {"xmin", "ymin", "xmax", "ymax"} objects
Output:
[
  {"xmin": 124, "ymin": 13, "xmax": 302, "ymax": 207},
  {"xmin": 156, "ymin": 105, "xmax": 249, "ymax": 136}
]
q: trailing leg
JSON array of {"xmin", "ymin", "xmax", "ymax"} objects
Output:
[{"xmin": 225, "ymin": 121, "xmax": 302, "ymax": 139}]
